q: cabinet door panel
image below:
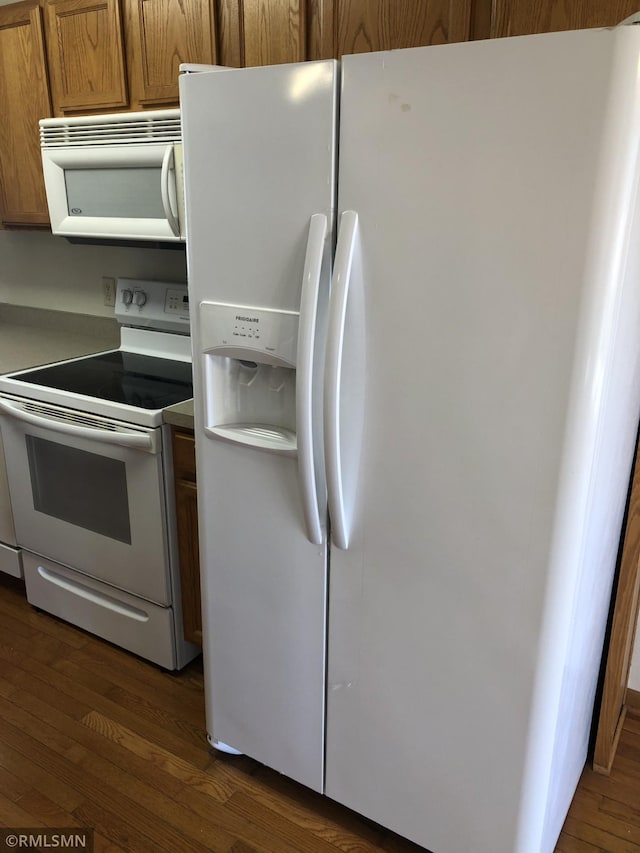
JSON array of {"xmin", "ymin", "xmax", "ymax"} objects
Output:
[
  {"xmin": 217, "ymin": 0, "xmax": 242, "ymax": 66},
  {"xmin": 172, "ymin": 429, "xmax": 202, "ymax": 648},
  {"xmin": 45, "ymin": 0, "xmax": 128, "ymax": 113},
  {"xmin": 243, "ymin": 0, "xmax": 307, "ymax": 66},
  {"xmin": 124, "ymin": 0, "xmax": 216, "ymax": 108},
  {"xmin": 0, "ymin": 0, "xmax": 52, "ymax": 225},
  {"xmin": 492, "ymin": 1, "xmax": 640, "ymax": 37},
  {"xmin": 175, "ymin": 478, "xmax": 202, "ymax": 647},
  {"xmin": 308, "ymin": 0, "xmax": 472, "ymax": 60}
]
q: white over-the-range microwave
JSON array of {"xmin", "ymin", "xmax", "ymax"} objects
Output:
[{"xmin": 40, "ymin": 108, "xmax": 185, "ymax": 243}]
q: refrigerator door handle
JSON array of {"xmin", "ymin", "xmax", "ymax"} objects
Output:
[
  {"xmin": 324, "ymin": 210, "xmax": 359, "ymax": 550},
  {"xmin": 297, "ymin": 213, "xmax": 327, "ymax": 545}
]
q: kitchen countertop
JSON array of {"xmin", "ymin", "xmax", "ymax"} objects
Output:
[
  {"xmin": 163, "ymin": 399, "xmax": 195, "ymax": 430},
  {"xmin": 0, "ymin": 303, "xmax": 119, "ymax": 374}
]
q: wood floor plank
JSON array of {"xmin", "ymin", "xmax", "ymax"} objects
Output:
[
  {"xmin": 66, "ymin": 633, "xmax": 206, "ymax": 700},
  {"xmin": 561, "ymin": 814, "xmax": 640, "ymax": 852},
  {"xmin": 80, "ymin": 710, "xmax": 234, "ymax": 802},
  {"xmin": 72, "ymin": 799, "xmax": 174, "ymax": 853},
  {"xmin": 0, "ymin": 629, "xmax": 211, "ymax": 770},
  {"xmin": 0, "ymin": 791, "xmax": 44, "ymax": 828},
  {"xmin": 91, "ymin": 833, "xmax": 128, "ymax": 853},
  {"xmin": 0, "ymin": 581, "xmax": 89, "ymax": 650},
  {"xmin": 0, "ymin": 737, "xmax": 86, "ymax": 813},
  {"xmin": 0, "ymin": 693, "xmax": 233, "ymax": 853},
  {"xmin": 0, "ymin": 679, "xmax": 329, "ymax": 853},
  {"xmin": 555, "ymin": 836, "xmax": 602, "ymax": 852},
  {"xmin": 79, "ymin": 711, "xmax": 345, "ymax": 853},
  {"xmin": 66, "ymin": 642, "xmax": 206, "ymax": 723},
  {"xmin": 225, "ymin": 790, "xmax": 362, "ymax": 853},
  {"xmin": 87, "ymin": 715, "xmax": 365, "ymax": 853},
  {"xmin": 565, "ymin": 788, "xmax": 640, "ymax": 844},
  {"xmin": 0, "ymin": 665, "xmax": 208, "ymax": 813},
  {"xmin": 234, "ymin": 765, "xmax": 396, "ymax": 852},
  {"xmin": 575, "ymin": 764, "xmax": 640, "ymax": 813},
  {"xmin": 0, "ymin": 718, "xmax": 222, "ymax": 853}
]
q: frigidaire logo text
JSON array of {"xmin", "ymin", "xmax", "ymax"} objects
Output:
[{"xmin": 236, "ymin": 315, "xmax": 259, "ymax": 323}]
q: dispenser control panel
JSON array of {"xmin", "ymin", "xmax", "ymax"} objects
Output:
[{"xmin": 200, "ymin": 301, "xmax": 299, "ymax": 366}]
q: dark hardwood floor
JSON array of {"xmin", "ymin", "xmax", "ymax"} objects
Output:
[{"xmin": 0, "ymin": 573, "xmax": 638, "ymax": 853}]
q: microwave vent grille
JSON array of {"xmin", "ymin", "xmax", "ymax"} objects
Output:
[{"xmin": 40, "ymin": 109, "xmax": 181, "ymax": 148}]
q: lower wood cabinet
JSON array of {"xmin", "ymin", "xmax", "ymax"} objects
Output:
[{"xmin": 171, "ymin": 427, "xmax": 202, "ymax": 648}]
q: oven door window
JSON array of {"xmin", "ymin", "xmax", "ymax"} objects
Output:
[{"xmin": 26, "ymin": 435, "xmax": 132, "ymax": 544}]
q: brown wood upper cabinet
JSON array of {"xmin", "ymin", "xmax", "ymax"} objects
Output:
[
  {"xmin": 44, "ymin": 0, "xmax": 217, "ymax": 115},
  {"xmin": 44, "ymin": 0, "xmax": 129, "ymax": 114},
  {"xmin": 217, "ymin": 0, "xmax": 305, "ymax": 66},
  {"xmin": 0, "ymin": 0, "xmax": 52, "ymax": 225},
  {"xmin": 491, "ymin": 1, "xmax": 640, "ymax": 37},
  {"xmin": 124, "ymin": 0, "xmax": 217, "ymax": 108},
  {"xmin": 309, "ymin": 0, "xmax": 475, "ymax": 60},
  {"xmin": 217, "ymin": 0, "xmax": 475, "ymax": 68}
]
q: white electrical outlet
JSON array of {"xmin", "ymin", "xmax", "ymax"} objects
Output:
[{"xmin": 102, "ymin": 277, "xmax": 116, "ymax": 307}]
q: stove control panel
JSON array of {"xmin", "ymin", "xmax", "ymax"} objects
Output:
[{"xmin": 115, "ymin": 278, "xmax": 190, "ymax": 334}]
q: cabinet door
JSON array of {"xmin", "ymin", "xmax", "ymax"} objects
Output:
[
  {"xmin": 172, "ymin": 429, "xmax": 202, "ymax": 648},
  {"xmin": 0, "ymin": 0, "xmax": 52, "ymax": 226},
  {"xmin": 308, "ymin": 0, "xmax": 474, "ymax": 61},
  {"xmin": 218, "ymin": 0, "xmax": 307, "ymax": 66},
  {"xmin": 491, "ymin": 1, "xmax": 640, "ymax": 37},
  {"xmin": 124, "ymin": 0, "xmax": 217, "ymax": 109},
  {"xmin": 44, "ymin": 0, "xmax": 128, "ymax": 114},
  {"xmin": 175, "ymin": 478, "xmax": 202, "ymax": 647}
]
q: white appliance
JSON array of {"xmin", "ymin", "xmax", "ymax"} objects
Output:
[
  {"xmin": 180, "ymin": 22, "xmax": 640, "ymax": 853},
  {"xmin": 0, "ymin": 430, "xmax": 21, "ymax": 578},
  {"xmin": 0, "ymin": 279, "xmax": 198, "ymax": 670},
  {"xmin": 40, "ymin": 109, "xmax": 185, "ymax": 243}
]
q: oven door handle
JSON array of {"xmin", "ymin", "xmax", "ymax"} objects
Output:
[{"xmin": 0, "ymin": 399, "xmax": 157, "ymax": 453}]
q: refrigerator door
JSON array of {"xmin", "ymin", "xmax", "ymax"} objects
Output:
[
  {"xmin": 325, "ymin": 27, "xmax": 640, "ymax": 853},
  {"xmin": 180, "ymin": 61, "xmax": 337, "ymax": 792}
]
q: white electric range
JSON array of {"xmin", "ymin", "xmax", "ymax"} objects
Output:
[{"xmin": 0, "ymin": 279, "xmax": 199, "ymax": 670}]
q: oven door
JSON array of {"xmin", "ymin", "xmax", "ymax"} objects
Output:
[{"xmin": 0, "ymin": 395, "xmax": 171, "ymax": 605}]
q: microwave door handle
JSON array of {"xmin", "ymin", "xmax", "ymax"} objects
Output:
[
  {"xmin": 0, "ymin": 399, "xmax": 156, "ymax": 453},
  {"xmin": 160, "ymin": 146, "xmax": 180, "ymax": 237}
]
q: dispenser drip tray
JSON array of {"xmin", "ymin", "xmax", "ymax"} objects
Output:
[{"xmin": 206, "ymin": 423, "xmax": 297, "ymax": 455}]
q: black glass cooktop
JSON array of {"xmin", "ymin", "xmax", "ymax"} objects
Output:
[{"xmin": 16, "ymin": 350, "xmax": 193, "ymax": 410}]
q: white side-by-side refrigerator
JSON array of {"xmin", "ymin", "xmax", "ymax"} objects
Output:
[{"xmin": 180, "ymin": 22, "xmax": 640, "ymax": 853}]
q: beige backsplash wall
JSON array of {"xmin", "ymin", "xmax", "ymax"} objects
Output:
[{"xmin": 0, "ymin": 230, "xmax": 187, "ymax": 316}]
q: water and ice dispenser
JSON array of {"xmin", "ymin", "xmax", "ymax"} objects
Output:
[{"xmin": 200, "ymin": 301, "xmax": 300, "ymax": 454}]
